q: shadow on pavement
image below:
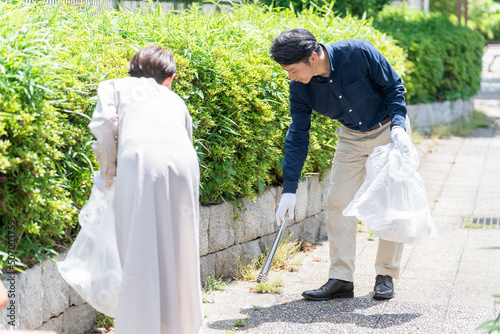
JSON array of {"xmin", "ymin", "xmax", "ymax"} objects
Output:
[{"xmin": 209, "ymin": 295, "xmax": 422, "ymax": 331}]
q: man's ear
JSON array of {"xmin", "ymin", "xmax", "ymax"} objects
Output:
[
  {"xmin": 310, "ymin": 52, "xmax": 319, "ymax": 65},
  {"xmin": 162, "ymin": 73, "xmax": 176, "ymax": 89}
]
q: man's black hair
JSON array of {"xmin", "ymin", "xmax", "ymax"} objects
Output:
[{"xmin": 269, "ymin": 28, "xmax": 322, "ymax": 66}]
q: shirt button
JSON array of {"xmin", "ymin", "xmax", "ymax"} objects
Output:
[
  {"xmin": 330, "ymin": 80, "xmax": 332, "ymax": 83},
  {"xmin": 349, "ymin": 109, "xmax": 352, "ymax": 112},
  {"xmin": 359, "ymin": 122, "xmax": 362, "ymax": 125},
  {"xmin": 339, "ymin": 95, "xmax": 342, "ymax": 99}
]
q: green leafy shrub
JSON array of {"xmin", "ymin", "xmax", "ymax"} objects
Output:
[
  {"xmin": 0, "ymin": 1, "xmax": 406, "ymax": 271},
  {"xmin": 430, "ymin": 0, "xmax": 500, "ymax": 41},
  {"xmin": 330, "ymin": 0, "xmax": 391, "ymax": 18},
  {"xmin": 374, "ymin": 5, "xmax": 484, "ymax": 104},
  {"xmin": 466, "ymin": 0, "xmax": 500, "ymax": 40},
  {"xmin": 0, "ymin": 5, "xmax": 77, "ymax": 267},
  {"xmin": 257, "ymin": 0, "xmax": 390, "ymax": 18},
  {"xmin": 429, "ymin": 0, "xmax": 456, "ymax": 16}
]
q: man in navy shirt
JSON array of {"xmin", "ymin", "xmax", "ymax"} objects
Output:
[{"xmin": 270, "ymin": 28, "xmax": 412, "ymax": 300}]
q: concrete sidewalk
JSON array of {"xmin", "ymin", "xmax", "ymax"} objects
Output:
[{"xmin": 201, "ymin": 45, "xmax": 500, "ymax": 333}]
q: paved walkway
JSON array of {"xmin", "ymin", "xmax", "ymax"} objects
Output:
[{"xmin": 201, "ymin": 45, "xmax": 500, "ymax": 333}]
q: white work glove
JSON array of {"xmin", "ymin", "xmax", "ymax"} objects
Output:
[
  {"xmin": 390, "ymin": 126, "xmax": 419, "ymax": 180},
  {"xmin": 391, "ymin": 126, "xmax": 412, "ymax": 155},
  {"xmin": 93, "ymin": 172, "xmax": 114, "ymax": 192},
  {"xmin": 275, "ymin": 193, "xmax": 296, "ymax": 226}
]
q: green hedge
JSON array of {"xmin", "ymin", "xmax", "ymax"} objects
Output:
[
  {"xmin": 430, "ymin": 0, "xmax": 500, "ymax": 41},
  {"xmin": 373, "ymin": 5, "xmax": 485, "ymax": 104},
  {"xmin": 466, "ymin": 0, "xmax": 500, "ymax": 40},
  {"xmin": 257, "ymin": 0, "xmax": 391, "ymax": 18},
  {"xmin": 0, "ymin": 2, "xmax": 407, "ymax": 270}
]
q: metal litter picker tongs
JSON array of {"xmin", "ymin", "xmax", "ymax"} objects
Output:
[{"xmin": 256, "ymin": 215, "xmax": 289, "ymax": 283}]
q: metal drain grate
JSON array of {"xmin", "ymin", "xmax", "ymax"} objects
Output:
[{"xmin": 465, "ymin": 217, "xmax": 500, "ymax": 228}]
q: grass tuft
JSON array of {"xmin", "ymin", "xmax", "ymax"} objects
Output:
[
  {"xmin": 254, "ymin": 277, "xmax": 283, "ymax": 294},
  {"xmin": 91, "ymin": 312, "xmax": 114, "ymax": 333},
  {"xmin": 234, "ymin": 236, "xmax": 307, "ymax": 282},
  {"xmin": 432, "ymin": 110, "xmax": 492, "ymax": 138},
  {"xmin": 233, "ymin": 314, "xmax": 249, "ymax": 327},
  {"xmin": 203, "ymin": 276, "xmax": 228, "ymax": 292}
]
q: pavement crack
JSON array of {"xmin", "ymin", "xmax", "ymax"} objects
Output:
[{"xmin": 441, "ymin": 228, "xmax": 469, "ymax": 333}]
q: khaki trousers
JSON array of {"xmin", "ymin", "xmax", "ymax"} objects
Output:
[{"xmin": 325, "ymin": 117, "xmax": 411, "ymax": 282}]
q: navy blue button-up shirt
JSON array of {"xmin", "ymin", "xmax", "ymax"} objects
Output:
[{"xmin": 282, "ymin": 39, "xmax": 407, "ymax": 193}]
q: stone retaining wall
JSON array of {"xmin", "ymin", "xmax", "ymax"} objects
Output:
[
  {"xmin": 0, "ymin": 259, "xmax": 96, "ymax": 333},
  {"xmin": 407, "ymin": 98, "xmax": 474, "ymax": 134},
  {"xmin": 0, "ymin": 175, "xmax": 330, "ymax": 333},
  {"xmin": 198, "ymin": 175, "xmax": 330, "ymax": 282}
]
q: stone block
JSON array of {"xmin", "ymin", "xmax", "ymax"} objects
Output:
[
  {"xmin": 61, "ymin": 303, "xmax": 96, "ymax": 334},
  {"xmin": 233, "ymin": 200, "xmax": 261, "ymax": 244},
  {"xmin": 67, "ymin": 286, "xmax": 86, "ymax": 307},
  {"xmin": 37, "ymin": 314, "xmax": 63, "ymax": 333},
  {"xmin": 54, "ymin": 252, "xmax": 86, "ymax": 307},
  {"xmin": 19, "ymin": 266, "xmax": 43, "ymax": 330},
  {"xmin": 0, "ymin": 273, "xmax": 19, "ymax": 329},
  {"xmin": 284, "ymin": 223, "xmax": 301, "ymax": 243},
  {"xmin": 234, "ymin": 189, "xmax": 276, "ymax": 244},
  {"xmin": 41, "ymin": 258, "xmax": 69, "ymax": 321},
  {"xmin": 306, "ymin": 175, "xmax": 324, "ymax": 217},
  {"xmin": 407, "ymin": 103, "xmax": 429, "ymax": 130},
  {"xmin": 320, "ymin": 172, "xmax": 331, "ymax": 210},
  {"xmin": 208, "ymin": 201, "xmax": 235, "ymax": 253},
  {"xmin": 240, "ymin": 239, "xmax": 263, "ymax": 267},
  {"xmin": 274, "ymin": 185, "xmax": 283, "ymax": 220},
  {"xmin": 269, "ymin": 187, "xmax": 277, "ymax": 199},
  {"xmin": 258, "ymin": 234, "xmax": 277, "ymax": 255},
  {"xmin": 200, "ymin": 253, "xmax": 216, "ymax": 284},
  {"xmin": 258, "ymin": 189, "xmax": 277, "ymax": 236},
  {"xmin": 215, "ymin": 244, "xmax": 242, "ymax": 279},
  {"xmin": 294, "ymin": 179, "xmax": 308, "ymax": 223},
  {"xmin": 407, "ymin": 98, "xmax": 474, "ymax": 133},
  {"xmin": 316, "ymin": 211, "xmax": 328, "ymax": 241},
  {"xmin": 199, "ymin": 205, "xmax": 210, "ymax": 256},
  {"xmin": 300, "ymin": 215, "xmax": 322, "ymax": 244}
]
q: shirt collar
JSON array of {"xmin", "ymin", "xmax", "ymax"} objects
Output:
[
  {"xmin": 313, "ymin": 43, "xmax": 334, "ymax": 82},
  {"xmin": 320, "ymin": 43, "xmax": 335, "ymax": 75}
]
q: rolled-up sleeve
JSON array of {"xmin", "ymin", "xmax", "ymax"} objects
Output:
[
  {"xmin": 282, "ymin": 86, "xmax": 312, "ymax": 193},
  {"xmin": 88, "ymin": 80, "xmax": 119, "ymax": 181}
]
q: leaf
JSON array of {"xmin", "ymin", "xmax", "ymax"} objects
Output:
[{"xmin": 257, "ymin": 179, "xmax": 265, "ymax": 195}]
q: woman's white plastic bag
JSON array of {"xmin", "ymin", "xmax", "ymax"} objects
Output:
[
  {"xmin": 343, "ymin": 142, "xmax": 438, "ymax": 244},
  {"xmin": 57, "ymin": 172, "xmax": 122, "ymax": 317}
]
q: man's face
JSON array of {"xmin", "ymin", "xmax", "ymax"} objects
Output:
[{"xmin": 280, "ymin": 60, "xmax": 315, "ymax": 84}]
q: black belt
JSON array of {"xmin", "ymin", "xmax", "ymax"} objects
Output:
[{"xmin": 368, "ymin": 115, "xmax": 391, "ymax": 131}]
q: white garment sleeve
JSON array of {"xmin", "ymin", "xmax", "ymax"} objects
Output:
[
  {"xmin": 185, "ymin": 105, "xmax": 193, "ymax": 143},
  {"xmin": 89, "ymin": 80, "xmax": 119, "ymax": 181}
]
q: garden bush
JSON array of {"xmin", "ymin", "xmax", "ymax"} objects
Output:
[
  {"xmin": 430, "ymin": 0, "xmax": 500, "ymax": 41},
  {"xmin": 466, "ymin": 0, "xmax": 500, "ymax": 40},
  {"xmin": 257, "ymin": 0, "xmax": 391, "ymax": 19},
  {"xmin": 0, "ymin": 1, "xmax": 407, "ymax": 271},
  {"xmin": 374, "ymin": 5, "xmax": 484, "ymax": 104}
]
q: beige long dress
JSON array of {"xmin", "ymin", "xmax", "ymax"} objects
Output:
[{"xmin": 89, "ymin": 77, "xmax": 203, "ymax": 334}]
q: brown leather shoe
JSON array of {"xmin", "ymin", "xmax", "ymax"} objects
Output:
[
  {"xmin": 301, "ymin": 279, "xmax": 354, "ymax": 301},
  {"xmin": 373, "ymin": 275, "xmax": 394, "ymax": 299}
]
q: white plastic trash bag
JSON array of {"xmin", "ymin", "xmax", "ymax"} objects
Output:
[
  {"xmin": 57, "ymin": 172, "xmax": 122, "ymax": 317},
  {"xmin": 343, "ymin": 142, "xmax": 438, "ymax": 244}
]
